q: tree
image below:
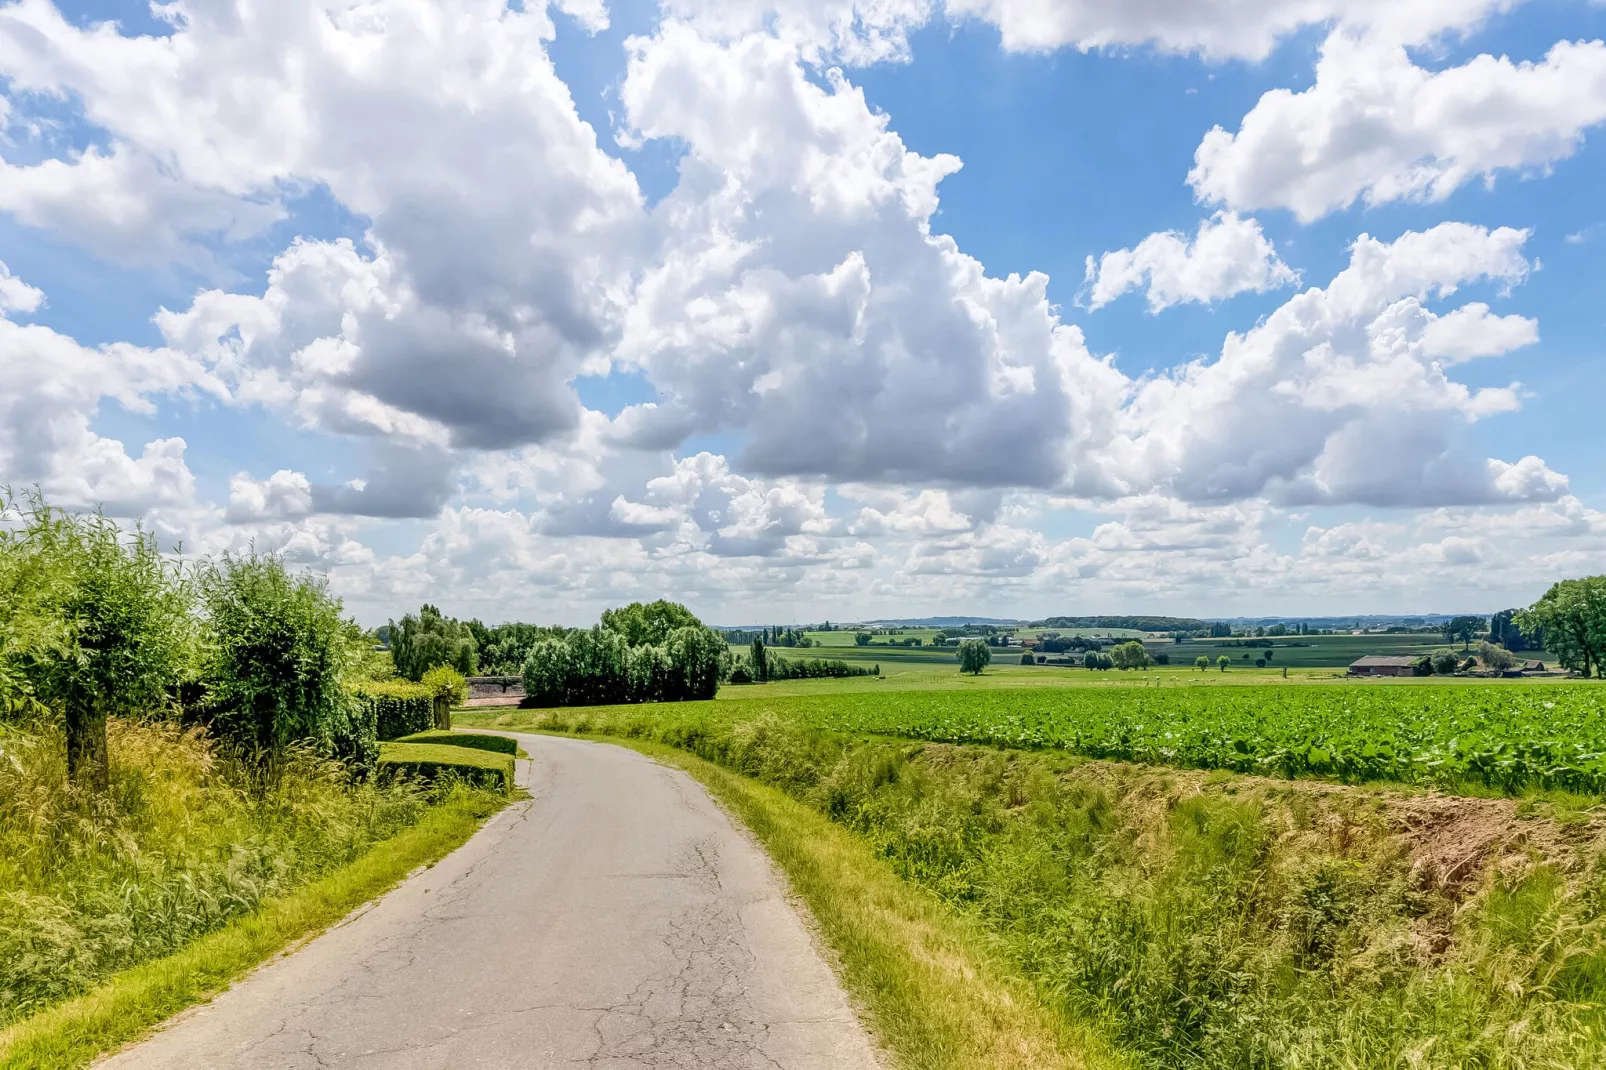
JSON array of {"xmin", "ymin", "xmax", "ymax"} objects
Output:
[
  {"xmin": 1195, "ymin": 655, "xmax": 1210, "ymax": 671},
  {"xmin": 1441, "ymin": 615, "xmax": 1484, "ymax": 650},
  {"xmin": 1477, "ymin": 641, "xmax": 1517, "ymax": 672},
  {"xmin": 1020, "ymin": 651, "xmax": 1036, "ymax": 665},
  {"xmin": 750, "ymin": 637, "xmax": 769, "ymax": 683},
  {"xmin": 1432, "ymin": 651, "xmax": 1460, "ymax": 676},
  {"xmin": 389, "ymin": 604, "xmax": 477, "ymax": 680},
  {"xmin": 1263, "ymin": 649, "xmax": 1274, "ymax": 662},
  {"xmin": 958, "ymin": 638, "xmax": 991, "ymax": 675},
  {"xmin": 1516, "ymin": 577, "xmax": 1606, "ymax": 678},
  {"xmin": 601, "ymin": 600, "xmax": 701, "ymax": 647},
  {"xmin": 1489, "ymin": 608, "xmax": 1541, "ymax": 652},
  {"xmin": 1111, "ymin": 641, "xmax": 1150, "ymax": 670},
  {"xmin": 19, "ymin": 506, "xmax": 193, "ymax": 792},
  {"xmin": 1217, "ymin": 655, "xmax": 1231, "ymax": 672},
  {"xmin": 855, "ymin": 632, "xmax": 872, "ymax": 647},
  {"xmin": 200, "ymin": 552, "xmax": 354, "ymax": 779}
]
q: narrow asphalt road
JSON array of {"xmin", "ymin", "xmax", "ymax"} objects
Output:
[{"xmin": 99, "ymin": 733, "xmax": 879, "ymax": 1069}]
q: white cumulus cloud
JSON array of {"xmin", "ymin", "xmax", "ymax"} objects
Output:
[{"xmin": 1084, "ymin": 211, "xmax": 1297, "ymax": 312}]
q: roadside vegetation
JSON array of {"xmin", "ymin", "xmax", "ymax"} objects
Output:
[
  {"xmin": 472, "ymin": 701, "xmax": 1606, "ymax": 1070},
  {"xmin": 0, "ymin": 490, "xmax": 508, "ymax": 1045}
]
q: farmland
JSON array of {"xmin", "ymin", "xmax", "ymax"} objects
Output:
[
  {"xmin": 489, "ymin": 678, "xmax": 1606, "ymax": 796},
  {"xmin": 739, "ymin": 628, "xmax": 1469, "ymax": 671}
]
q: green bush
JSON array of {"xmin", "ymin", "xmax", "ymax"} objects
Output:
[
  {"xmin": 394, "ymin": 730, "xmax": 517, "ymax": 756},
  {"xmin": 378, "ymin": 742, "xmax": 513, "ymax": 793},
  {"xmin": 421, "ymin": 664, "xmax": 468, "ymax": 705},
  {"xmin": 198, "ymin": 552, "xmax": 353, "ymax": 779},
  {"xmin": 353, "ymin": 681, "xmax": 434, "ymax": 741}
]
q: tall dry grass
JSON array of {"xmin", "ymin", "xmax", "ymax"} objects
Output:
[{"xmin": 0, "ymin": 718, "xmax": 428, "ymax": 1026}]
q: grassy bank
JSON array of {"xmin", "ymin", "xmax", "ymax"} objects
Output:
[
  {"xmin": 613, "ymin": 737, "xmax": 1129, "ymax": 1070},
  {"xmin": 0, "ymin": 785, "xmax": 502, "ymax": 1069},
  {"xmin": 0, "ymin": 717, "xmax": 508, "ymax": 1065},
  {"xmin": 473, "ymin": 705, "xmax": 1606, "ymax": 1070}
]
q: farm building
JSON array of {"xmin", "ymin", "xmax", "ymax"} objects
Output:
[
  {"xmin": 1523, "ymin": 659, "xmax": 1547, "ymax": 672},
  {"xmin": 1348, "ymin": 655, "xmax": 1420, "ymax": 677}
]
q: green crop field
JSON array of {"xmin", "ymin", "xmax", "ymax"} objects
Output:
[{"xmin": 509, "ymin": 679, "xmax": 1606, "ymax": 795}]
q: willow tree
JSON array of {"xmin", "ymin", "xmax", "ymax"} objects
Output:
[{"xmin": 3, "ymin": 497, "xmax": 192, "ymax": 792}]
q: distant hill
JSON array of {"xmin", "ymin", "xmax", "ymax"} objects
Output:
[
  {"xmin": 1033, "ymin": 615, "xmax": 1211, "ymax": 632},
  {"xmin": 861, "ymin": 616, "xmax": 1027, "ymax": 628}
]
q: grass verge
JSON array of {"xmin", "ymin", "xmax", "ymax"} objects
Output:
[
  {"xmin": 378, "ymin": 741, "xmax": 515, "ymax": 791},
  {"xmin": 0, "ymin": 787, "xmax": 507, "ymax": 1070},
  {"xmin": 599, "ymin": 734, "xmax": 1131, "ymax": 1070}
]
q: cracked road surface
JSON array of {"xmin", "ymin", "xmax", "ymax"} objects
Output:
[{"xmin": 98, "ymin": 733, "xmax": 880, "ymax": 1069}]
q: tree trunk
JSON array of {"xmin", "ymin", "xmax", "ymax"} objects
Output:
[
  {"xmin": 433, "ymin": 694, "xmax": 451, "ymax": 731},
  {"xmin": 66, "ymin": 701, "xmax": 110, "ymax": 793}
]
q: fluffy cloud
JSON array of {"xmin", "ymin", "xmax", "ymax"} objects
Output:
[
  {"xmin": 663, "ymin": 0, "xmax": 1510, "ymax": 62},
  {"xmin": 2, "ymin": 0, "xmax": 645, "ymax": 473},
  {"xmin": 617, "ymin": 23, "xmax": 1127, "ymax": 491},
  {"xmin": 0, "ymin": 260, "xmax": 43, "ymax": 314},
  {"xmin": 1105, "ymin": 223, "xmax": 1559, "ymax": 507},
  {"xmin": 1190, "ymin": 32, "xmax": 1606, "ymax": 221},
  {"xmin": 1084, "ymin": 212, "xmax": 1297, "ymax": 312},
  {"xmin": 0, "ymin": 266, "xmax": 220, "ymax": 514}
]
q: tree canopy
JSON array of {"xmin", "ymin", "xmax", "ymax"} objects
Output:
[
  {"xmin": 957, "ymin": 638, "xmax": 991, "ymax": 675},
  {"xmin": 1517, "ymin": 577, "xmax": 1606, "ymax": 678},
  {"xmin": 389, "ymin": 604, "xmax": 478, "ymax": 680}
]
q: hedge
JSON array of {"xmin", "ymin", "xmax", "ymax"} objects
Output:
[
  {"xmin": 328, "ymin": 698, "xmax": 379, "ymax": 777},
  {"xmin": 393, "ymin": 730, "xmax": 517, "ymax": 756},
  {"xmin": 352, "ymin": 681, "xmax": 435, "ymax": 741},
  {"xmin": 377, "ymin": 742, "xmax": 514, "ymax": 793}
]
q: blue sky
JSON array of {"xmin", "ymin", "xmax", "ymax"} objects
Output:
[{"xmin": 1, "ymin": 0, "xmax": 1603, "ymax": 625}]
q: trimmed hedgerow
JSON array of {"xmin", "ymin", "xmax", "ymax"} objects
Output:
[
  {"xmin": 393, "ymin": 730, "xmax": 517, "ymax": 756},
  {"xmin": 377, "ymin": 742, "xmax": 513, "ymax": 793},
  {"xmin": 353, "ymin": 681, "xmax": 435, "ymax": 741}
]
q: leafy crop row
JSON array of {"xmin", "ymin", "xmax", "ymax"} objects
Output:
[{"xmin": 732, "ymin": 684, "xmax": 1606, "ymax": 794}]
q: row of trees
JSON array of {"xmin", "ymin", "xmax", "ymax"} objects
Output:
[
  {"xmin": 732, "ymin": 638, "xmax": 877, "ymax": 683},
  {"xmin": 0, "ymin": 493, "xmax": 377, "ymax": 793},
  {"xmin": 520, "ymin": 601, "xmax": 726, "ymax": 707}
]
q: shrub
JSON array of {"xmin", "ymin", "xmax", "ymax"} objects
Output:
[
  {"xmin": 378, "ymin": 742, "xmax": 513, "ymax": 793},
  {"xmin": 199, "ymin": 552, "xmax": 353, "ymax": 780},
  {"xmin": 354, "ymin": 680, "xmax": 435, "ymax": 740},
  {"xmin": 394, "ymin": 730, "xmax": 517, "ymax": 756},
  {"xmin": 1021, "ymin": 651, "xmax": 1036, "ymax": 665},
  {"xmin": 1433, "ymin": 651, "xmax": 1461, "ymax": 675}
]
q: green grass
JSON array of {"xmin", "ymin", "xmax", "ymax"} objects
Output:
[
  {"xmin": 0, "ymin": 786, "xmax": 506, "ymax": 1070},
  {"xmin": 0, "ymin": 719, "xmax": 437, "ymax": 1027},
  {"xmin": 489, "ymin": 708, "xmax": 1606, "ymax": 1070},
  {"xmin": 393, "ymin": 729, "xmax": 518, "ymax": 755},
  {"xmin": 602, "ymin": 736, "xmax": 1130, "ymax": 1070},
  {"xmin": 378, "ymin": 741, "xmax": 515, "ymax": 792}
]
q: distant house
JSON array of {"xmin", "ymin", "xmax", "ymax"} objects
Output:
[
  {"xmin": 1522, "ymin": 659, "xmax": 1547, "ymax": 672},
  {"xmin": 1348, "ymin": 655, "xmax": 1419, "ymax": 677}
]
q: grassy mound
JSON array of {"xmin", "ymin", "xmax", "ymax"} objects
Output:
[
  {"xmin": 378, "ymin": 741, "xmax": 514, "ymax": 792},
  {"xmin": 393, "ymin": 730, "xmax": 518, "ymax": 756}
]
